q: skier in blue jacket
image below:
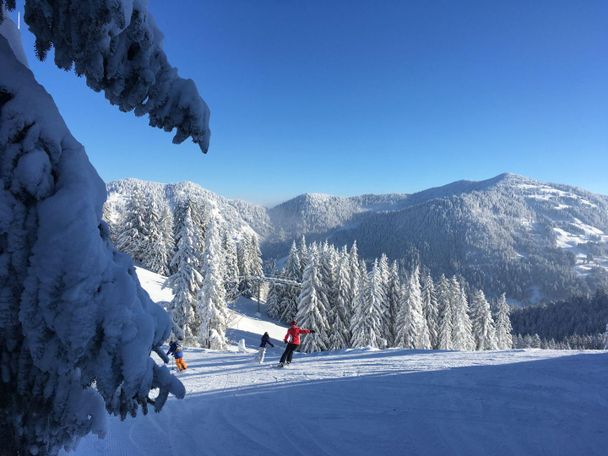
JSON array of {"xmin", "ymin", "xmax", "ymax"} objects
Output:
[
  {"xmin": 257, "ymin": 332, "xmax": 274, "ymax": 364},
  {"xmin": 167, "ymin": 340, "xmax": 187, "ymax": 371}
]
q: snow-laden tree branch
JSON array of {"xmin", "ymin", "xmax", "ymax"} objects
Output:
[
  {"xmin": 0, "ymin": 28, "xmax": 184, "ymax": 455},
  {"xmin": 14, "ymin": 0, "xmax": 211, "ymax": 152}
]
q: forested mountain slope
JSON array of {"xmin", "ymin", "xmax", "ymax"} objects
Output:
[{"xmin": 106, "ymin": 173, "xmax": 608, "ymax": 303}]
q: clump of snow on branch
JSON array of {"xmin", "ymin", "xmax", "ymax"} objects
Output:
[
  {"xmin": 20, "ymin": 0, "xmax": 211, "ymax": 152},
  {"xmin": 0, "ymin": 31, "xmax": 183, "ymax": 455}
]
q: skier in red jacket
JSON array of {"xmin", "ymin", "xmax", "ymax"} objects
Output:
[{"xmin": 278, "ymin": 321, "xmax": 315, "ymax": 367}]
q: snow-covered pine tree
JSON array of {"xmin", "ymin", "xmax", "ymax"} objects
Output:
[
  {"xmin": 395, "ymin": 265, "xmax": 431, "ymax": 349},
  {"xmin": 377, "ymin": 254, "xmax": 392, "ymax": 343},
  {"xmin": 450, "ymin": 277, "xmax": 475, "ymax": 351},
  {"xmin": 172, "ymin": 199, "xmax": 205, "ymax": 273},
  {"xmin": 603, "ymin": 324, "xmax": 608, "ymax": 350},
  {"xmin": 236, "ymin": 235, "xmax": 249, "ymax": 294},
  {"xmin": 328, "ymin": 251, "xmax": 352, "ymax": 350},
  {"xmin": 115, "ymin": 185, "xmax": 147, "ymax": 263},
  {"xmin": 317, "ymin": 242, "xmax": 337, "ymax": 346},
  {"xmin": 143, "ymin": 192, "xmax": 174, "ymax": 275},
  {"xmin": 421, "ymin": 271, "xmax": 440, "ymax": 349},
  {"xmin": 266, "ymin": 282, "xmax": 282, "ymax": 320},
  {"xmin": 470, "ymin": 289, "xmax": 498, "ymax": 350},
  {"xmin": 286, "ymin": 240, "xmax": 303, "ymax": 282},
  {"xmin": 0, "ymin": 10, "xmax": 189, "ymax": 454},
  {"xmin": 237, "ymin": 233, "xmax": 263, "ymax": 298},
  {"xmin": 298, "ymin": 235, "xmax": 309, "ymax": 275},
  {"xmin": 116, "ymin": 188, "xmax": 174, "ymax": 275},
  {"xmin": 385, "ymin": 260, "xmax": 402, "ymax": 347},
  {"xmin": 166, "ymin": 204, "xmax": 203, "ymax": 343},
  {"xmin": 349, "ymin": 241, "xmax": 361, "ymax": 290},
  {"xmin": 494, "ymin": 293, "xmax": 513, "ymax": 349},
  {"xmin": 296, "ymin": 246, "xmax": 329, "ymax": 353},
  {"xmin": 248, "ymin": 233, "xmax": 264, "ymax": 295},
  {"xmin": 278, "ymin": 241, "xmax": 302, "ymax": 322},
  {"xmin": 347, "ymin": 242, "xmax": 362, "ymax": 341},
  {"xmin": 197, "ymin": 217, "xmax": 228, "ymax": 350},
  {"xmin": 436, "ymin": 275, "xmax": 454, "ymax": 350},
  {"xmin": 351, "ymin": 261, "xmax": 386, "ymax": 349},
  {"xmin": 221, "ymin": 230, "xmax": 240, "ymax": 301}
]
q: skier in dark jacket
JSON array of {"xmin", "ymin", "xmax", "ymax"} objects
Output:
[
  {"xmin": 167, "ymin": 340, "xmax": 187, "ymax": 371},
  {"xmin": 257, "ymin": 332, "xmax": 274, "ymax": 364},
  {"xmin": 279, "ymin": 321, "xmax": 314, "ymax": 367}
]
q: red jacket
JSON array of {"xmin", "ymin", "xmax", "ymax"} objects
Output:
[{"xmin": 284, "ymin": 326, "xmax": 312, "ymax": 345}]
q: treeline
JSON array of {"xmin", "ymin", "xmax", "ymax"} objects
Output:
[
  {"xmin": 108, "ymin": 185, "xmax": 263, "ymax": 280},
  {"xmin": 108, "ymin": 187, "xmax": 265, "ymax": 348},
  {"xmin": 510, "ymin": 290, "xmax": 608, "ymax": 349},
  {"xmin": 512, "ymin": 333, "xmax": 606, "ymax": 350},
  {"xmin": 267, "ymin": 239, "xmax": 514, "ymax": 353}
]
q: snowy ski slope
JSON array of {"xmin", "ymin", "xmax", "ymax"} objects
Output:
[{"xmin": 64, "ymin": 269, "xmax": 608, "ymax": 456}]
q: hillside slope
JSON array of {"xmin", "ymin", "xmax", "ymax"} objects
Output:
[{"xmin": 265, "ymin": 173, "xmax": 608, "ymax": 302}]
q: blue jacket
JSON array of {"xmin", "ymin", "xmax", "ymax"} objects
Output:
[
  {"xmin": 260, "ymin": 334, "xmax": 274, "ymax": 348},
  {"xmin": 167, "ymin": 341, "xmax": 184, "ymax": 359}
]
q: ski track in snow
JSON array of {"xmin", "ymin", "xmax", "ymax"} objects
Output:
[
  {"xmin": 63, "ymin": 270, "xmax": 608, "ymax": 456},
  {"xmin": 67, "ymin": 346, "xmax": 608, "ymax": 456}
]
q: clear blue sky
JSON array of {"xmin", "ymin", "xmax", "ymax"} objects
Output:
[{"xmin": 10, "ymin": 0, "xmax": 608, "ymax": 205}]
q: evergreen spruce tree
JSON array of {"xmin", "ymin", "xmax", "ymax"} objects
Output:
[
  {"xmin": 396, "ymin": 265, "xmax": 431, "ymax": 349},
  {"xmin": 221, "ymin": 231, "xmax": 240, "ymax": 301},
  {"xmin": 494, "ymin": 293, "xmax": 513, "ymax": 349},
  {"xmin": 172, "ymin": 199, "xmax": 205, "ymax": 272},
  {"xmin": 328, "ymin": 252, "xmax": 352, "ymax": 350},
  {"xmin": 143, "ymin": 193, "xmax": 174, "ymax": 276},
  {"xmin": 320, "ymin": 243, "xmax": 338, "ymax": 346},
  {"xmin": 377, "ymin": 254, "xmax": 392, "ymax": 342},
  {"xmin": 298, "ymin": 235, "xmax": 309, "ymax": 276},
  {"xmin": 279, "ymin": 241, "xmax": 302, "ymax": 322},
  {"xmin": 237, "ymin": 234, "xmax": 262, "ymax": 298},
  {"xmin": 436, "ymin": 275, "xmax": 454, "ymax": 350},
  {"xmin": 166, "ymin": 205, "xmax": 203, "ymax": 343},
  {"xmin": 351, "ymin": 261, "xmax": 386, "ymax": 348},
  {"xmin": 385, "ymin": 261, "xmax": 402, "ymax": 347},
  {"xmin": 347, "ymin": 242, "xmax": 362, "ymax": 342},
  {"xmin": 296, "ymin": 247, "xmax": 329, "ymax": 353},
  {"xmin": 197, "ymin": 217, "xmax": 228, "ymax": 349},
  {"xmin": 470, "ymin": 289, "xmax": 498, "ymax": 350},
  {"xmin": 421, "ymin": 271, "xmax": 440, "ymax": 349},
  {"xmin": 248, "ymin": 233, "xmax": 264, "ymax": 298},
  {"xmin": 266, "ymin": 282, "xmax": 282, "ymax": 320},
  {"xmin": 450, "ymin": 277, "xmax": 475, "ymax": 351},
  {"xmin": 115, "ymin": 186, "xmax": 147, "ymax": 263}
]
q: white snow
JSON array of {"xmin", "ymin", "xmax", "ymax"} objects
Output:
[
  {"xmin": 135, "ymin": 267, "xmax": 175, "ymax": 304},
  {"xmin": 65, "ymin": 268, "xmax": 608, "ymax": 456},
  {"xmin": 65, "ymin": 347, "xmax": 608, "ymax": 456},
  {"xmin": 135, "ymin": 267, "xmax": 286, "ymax": 344},
  {"xmin": 517, "ymin": 182, "xmax": 597, "ymax": 208},
  {"xmin": 550, "ymin": 219, "xmax": 608, "ymax": 276},
  {"xmin": 553, "ymin": 227, "xmax": 585, "ymax": 249}
]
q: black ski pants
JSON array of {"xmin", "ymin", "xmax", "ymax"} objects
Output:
[{"xmin": 280, "ymin": 343, "xmax": 299, "ymax": 364}]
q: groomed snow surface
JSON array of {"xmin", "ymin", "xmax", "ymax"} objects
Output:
[{"xmin": 66, "ymin": 269, "xmax": 608, "ymax": 456}]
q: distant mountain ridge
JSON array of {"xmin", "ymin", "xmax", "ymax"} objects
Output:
[{"xmin": 105, "ymin": 173, "xmax": 608, "ymax": 304}]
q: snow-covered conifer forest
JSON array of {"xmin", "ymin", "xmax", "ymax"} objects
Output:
[{"xmin": 105, "ymin": 178, "xmax": 608, "ymax": 350}]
